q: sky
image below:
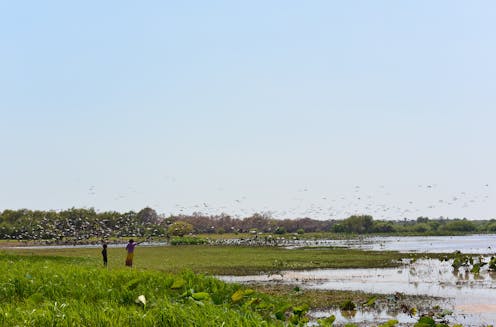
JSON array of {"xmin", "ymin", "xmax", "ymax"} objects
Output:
[{"xmin": 1, "ymin": 1, "xmax": 495, "ymax": 220}]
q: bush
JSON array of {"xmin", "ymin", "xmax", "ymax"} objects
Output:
[
  {"xmin": 340, "ymin": 300, "xmax": 356, "ymax": 311},
  {"xmin": 337, "ymin": 215, "xmax": 374, "ymax": 234},
  {"xmin": 441, "ymin": 220, "xmax": 476, "ymax": 232},
  {"xmin": 485, "ymin": 222, "xmax": 496, "ymax": 232},
  {"xmin": 489, "ymin": 257, "xmax": 496, "ymax": 271},
  {"xmin": 168, "ymin": 221, "xmax": 193, "ymax": 237},
  {"xmin": 372, "ymin": 221, "xmax": 396, "ymax": 233},
  {"xmin": 412, "ymin": 223, "xmax": 431, "ymax": 233},
  {"xmin": 170, "ymin": 236, "xmax": 208, "ymax": 245}
]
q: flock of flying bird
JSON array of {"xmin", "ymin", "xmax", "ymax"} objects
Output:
[
  {"xmin": 4, "ymin": 183, "xmax": 491, "ymax": 242},
  {"xmin": 85, "ymin": 182, "xmax": 492, "ymax": 221}
]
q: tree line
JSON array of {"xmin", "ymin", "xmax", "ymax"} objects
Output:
[{"xmin": 0, "ymin": 208, "xmax": 495, "ymax": 243}]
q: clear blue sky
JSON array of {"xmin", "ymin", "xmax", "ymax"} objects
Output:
[{"xmin": 1, "ymin": 1, "xmax": 495, "ymax": 220}]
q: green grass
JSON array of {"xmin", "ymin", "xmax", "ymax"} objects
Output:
[
  {"xmin": 250, "ymin": 284, "xmax": 382, "ymax": 309},
  {"xmin": 6, "ymin": 245, "xmax": 411, "ymax": 275},
  {"xmin": 0, "ymin": 253, "xmax": 304, "ymax": 326},
  {"xmin": 0, "ymin": 248, "xmax": 459, "ymax": 326}
]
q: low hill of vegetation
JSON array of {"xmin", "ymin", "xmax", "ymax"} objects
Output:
[{"xmin": 1, "ymin": 207, "xmax": 494, "ymax": 244}]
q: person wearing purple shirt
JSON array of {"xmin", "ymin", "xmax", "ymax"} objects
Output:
[{"xmin": 125, "ymin": 239, "xmax": 143, "ymax": 267}]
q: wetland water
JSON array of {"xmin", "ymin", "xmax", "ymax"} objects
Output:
[
  {"xmin": 219, "ymin": 235, "xmax": 496, "ymax": 326},
  {"xmin": 219, "ymin": 258, "xmax": 496, "ymax": 326},
  {"xmin": 8, "ymin": 234, "xmax": 496, "ymax": 253},
  {"xmin": 287, "ymin": 234, "xmax": 496, "ymax": 254},
  {"xmin": 7, "ymin": 235, "xmax": 496, "ymax": 325}
]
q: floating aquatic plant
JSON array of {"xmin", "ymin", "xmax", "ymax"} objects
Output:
[
  {"xmin": 363, "ymin": 296, "xmax": 377, "ymax": 307},
  {"xmin": 378, "ymin": 320, "xmax": 398, "ymax": 327},
  {"xmin": 316, "ymin": 314, "xmax": 335, "ymax": 327},
  {"xmin": 339, "ymin": 299, "xmax": 356, "ymax": 311},
  {"xmin": 489, "ymin": 256, "xmax": 496, "ymax": 271},
  {"xmin": 414, "ymin": 316, "xmax": 435, "ymax": 327}
]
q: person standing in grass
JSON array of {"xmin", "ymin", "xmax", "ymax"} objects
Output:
[
  {"xmin": 101, "ymin": 243, "xmax": 108, "ymax": 267},
  {"xmin": 125, "ymin": 239, "xmax": 142, "ymax": 267}
]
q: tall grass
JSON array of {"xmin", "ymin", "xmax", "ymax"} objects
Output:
[{"xmin": 0, "ymin": 254, "xmax": 300, "ymax": 326}]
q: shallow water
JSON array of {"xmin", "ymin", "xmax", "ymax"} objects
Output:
[
  {"xmin": 7, "ymin": 236, "xmax": 496, "ymax": 325},
  {"xmin": 219, "ymin": 258, "xmax": 496, "ymax": 326},
  {"xmin": 7, "ymin": 234, "xmax": 496, "ymax": 254},
  {"xmin": 341, "ymin": 234, "xmax": 496, "ymax": 254},
  {"xmin": 288, "ymin": 234, "xmax": 496, "ymax": 254}
]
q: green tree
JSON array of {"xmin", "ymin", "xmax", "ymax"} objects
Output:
[
  {"xmin": 341, "ymin": 215, "xmax": 374, "ymax": 234},
  {"xmin": 442, "ymin": 219, "xmax": 476, "ymax": 232},
  {"xmin": 372, "ymin": 221, "xmax": 396, "ymax": 233},
  {"xmin": 412, "ymin": 223, "xmax": 431, "ymax": 233},
  {"xmin": 137, "ymin": 207, "xmax": 159, "ymax": 225},
  {"xmin": 168, "ymin": 221, "xmax": 193, "ymax": 237}
]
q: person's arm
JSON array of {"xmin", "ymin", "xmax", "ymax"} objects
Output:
[{"xmin": 138, "ymin": 236, "xmax": 151, "ymax": 245}]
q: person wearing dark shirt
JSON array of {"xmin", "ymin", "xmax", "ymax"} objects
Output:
[{"xmin": 102, "ymin": 243, "xmax": 108, "ymax": 267}]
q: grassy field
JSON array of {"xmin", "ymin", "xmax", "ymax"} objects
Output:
[
  {"xmin": 1, "ymin": 246, "xmax": 456, "ymax": 326},
  {"xmin": 0, "ymin": 250, "xmax": 400, "ymax": 327},
  {"xmin": 0, "ymin": 254, "xmax": 302, "ymax": 326},
  {"xmin": 6, "ymin": 245, "xmax": 413, "ymax": 275}
]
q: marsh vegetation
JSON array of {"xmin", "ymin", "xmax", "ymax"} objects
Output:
[
  {"xmin": 2, "ymin": 210, "xmax": 495, "ymax": 326},
  {"xmin": 4, "ymin": 241, "xmax": 496, "ymax": 326}
]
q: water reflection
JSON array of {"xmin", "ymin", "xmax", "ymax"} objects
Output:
[
  {"xmin": 219, "ymin": 258, "xmax": 496, "ymax": 325},
  {"xmin": 287, "ymin": 234, "xmax": 496, "ymax": 254},
  {"xmin": 7, "ymin": 234, "xmax": 496, "ymax": 254}
]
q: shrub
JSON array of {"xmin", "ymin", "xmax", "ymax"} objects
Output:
[
  {"xmin": 340, "ymin": 300, "xmax": 356, "ymax": 311},
  {"xmin": 170, "ymin": 236, "xmax": 208, "ymax": 245},
  {"xmin": 441, "ymin": 220, "xmax": 476, "ymax": 232},
  {"xmin": 168, "ymin": 221, "xmax": 193, "ymax": 237}
]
